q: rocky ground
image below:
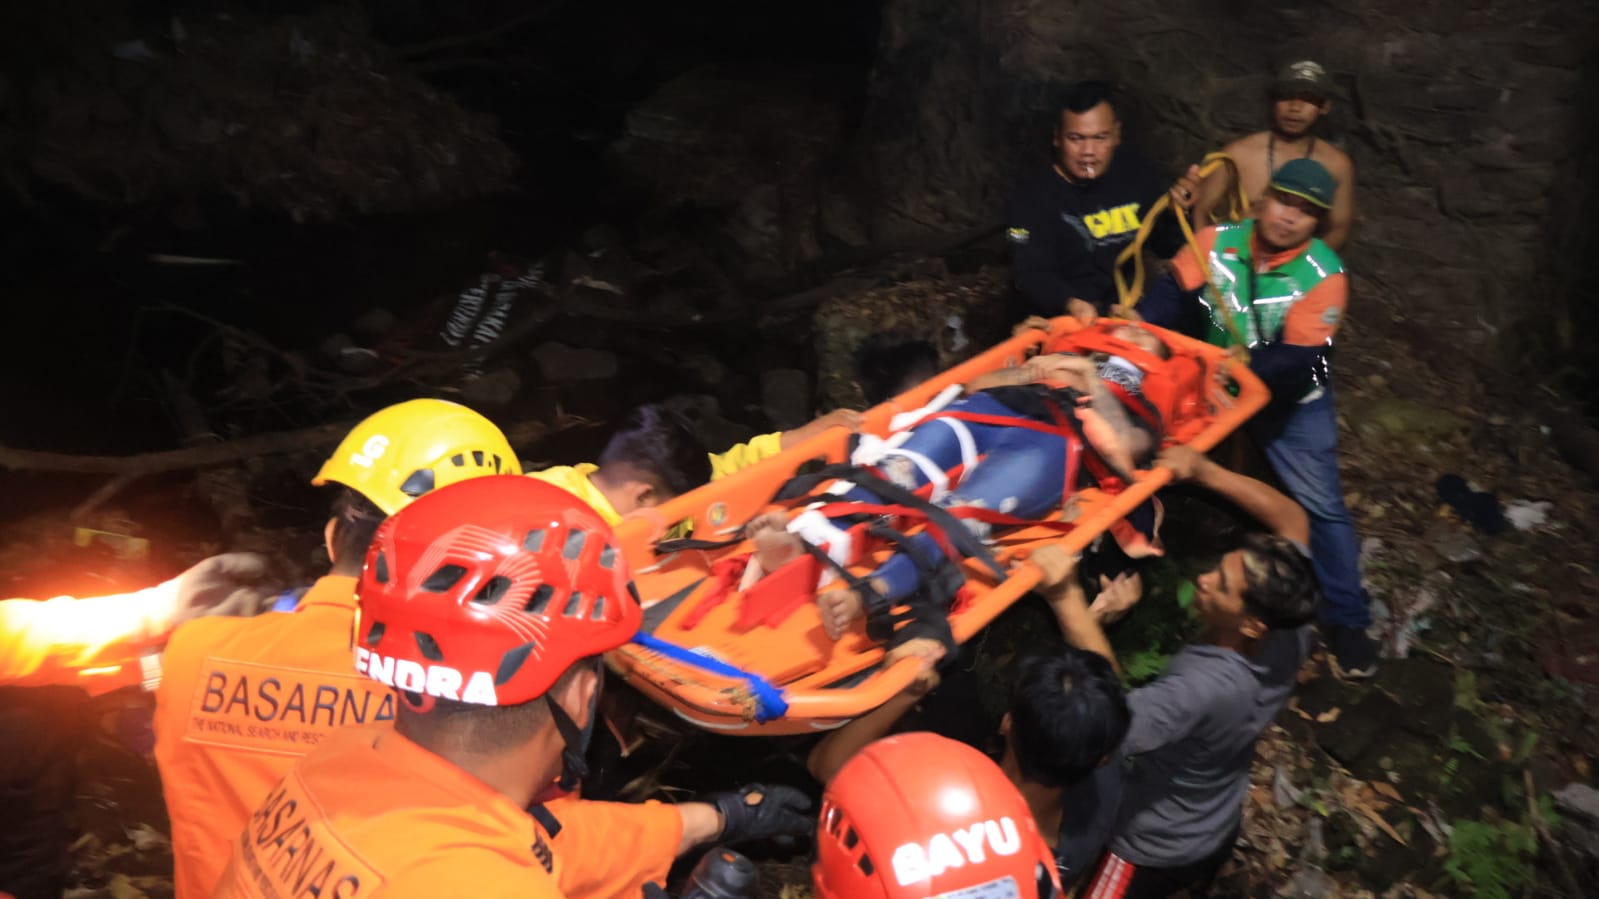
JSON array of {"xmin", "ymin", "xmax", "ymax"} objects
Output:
[{"xmin": 26, "ymin": 257, "xmax": 1599, "ymax": 899}]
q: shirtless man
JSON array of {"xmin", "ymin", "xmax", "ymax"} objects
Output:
[{"xmin": 1195, "ymin": 60, "xmax": 1355, "ymax": 250}]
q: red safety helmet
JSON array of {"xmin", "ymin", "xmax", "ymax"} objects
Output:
[
  {"xmin": 814, "ymin": 732, "xmax": 1061, "ymax": 899},
  {"xmin": 354, "ymin": 475, "xmax": 642, "ymax": 707}
]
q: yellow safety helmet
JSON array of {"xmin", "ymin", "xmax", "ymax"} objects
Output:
[{"xmin": 312, "ymin": 399, "xmax": 522, "ymax": 515}]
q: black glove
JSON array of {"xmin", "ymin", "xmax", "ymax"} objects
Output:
[{"xmin": 709, "ymin": 783, "xmax": 814, "ymax": 846}]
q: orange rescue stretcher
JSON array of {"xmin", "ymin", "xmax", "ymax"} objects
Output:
[{"xmin": 607, "ymin": 317, "xmax": 1267, "ymax": 735}]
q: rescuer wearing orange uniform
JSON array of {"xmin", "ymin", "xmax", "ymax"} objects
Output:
[
  {"xmin": 213, "ymin": 476, "xmax": 812, "ymax": 899},
  {"xmin": 153, "ymin": 398, "xmax": 521, "ymax": 899},
  {"xmin": 158, "ymin": 399, "xmax": 810, "ymax": 899}
]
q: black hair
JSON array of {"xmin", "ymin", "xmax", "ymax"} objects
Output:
[
  {"xmin": 395, "ymin": 656, "xmax": 599, "ymax": 754},
  {"xmin": 397, "ymin": 691, "xmax": 553, "ymax": 753},
  {"xmin": 1059, "ymin": 80, "xmax": 1117, "ymax": 118},
  {"xmin": 1238, "ymin": 533, "xmax": 1321, "ymax": 630},
  {"xmin": 598, "ymin": 403, "xmax": 713, "ymax": 499},
  {"xmin": 1007, "ymin": 651, "xmax": 1130, "ymax": 788},
  {"xmin": 330, "ymin": 488, "xmax": 386, "ymax": 576},
  {"xmin": 854, "ymin": 332, "xmax": 940, "ymax": 405}
]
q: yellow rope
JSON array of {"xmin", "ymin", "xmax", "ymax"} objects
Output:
[{"xmin": 1114, "ymin": 152, "xmax": 1251, "ymax": 351}]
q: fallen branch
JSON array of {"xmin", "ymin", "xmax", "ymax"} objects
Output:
[
  {"xmin": 70, "ymin": 474, "xmax": 140, "ymax": 523},
  {"xmin": 0, "ymin": 421, "xmax": 360, "ymax": 476},
  {"xmin": 146, "ymin": 301, "xmax": 556, "ymax": 405},
  {"xmin": 2, "ymin": 415, "xmax": 568, "ymax": 478},
  {"xmin": 332, "ymin": 303, "xmax": 563, "ymax": 393},
  {"xmin": 1525, "ymin": 768, "xmax": 1583, "ymax": 899}
]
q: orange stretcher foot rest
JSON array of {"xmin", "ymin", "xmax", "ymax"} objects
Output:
[{"xmin": 606, "ymin": 317, "xmax": 1267, "ymax": 735}]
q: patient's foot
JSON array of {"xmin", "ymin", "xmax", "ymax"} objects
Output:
[
  {"xmin": 1078, "ymin": 405, "xmax": 1137, "ymax": 474},
  {"xmin": 818, "ymin": 587, "xmax": 865, "ymax": 640},
  {"xmin": 748, "ymin": 512, "xmax": 804, "ymax": 573}
]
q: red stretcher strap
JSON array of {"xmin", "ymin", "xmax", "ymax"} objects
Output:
[{"xmin": 681, "ymin": 554, "xmax": 752, "ymax": 630}]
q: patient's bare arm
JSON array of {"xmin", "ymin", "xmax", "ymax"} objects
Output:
[
  {"xmin": 1082, "ymin": 374, "xmax": 1152, "ymax": 464},
  {"xmin": 970, "ymin": 354, "xmax": 1151, "ymax": 469}
]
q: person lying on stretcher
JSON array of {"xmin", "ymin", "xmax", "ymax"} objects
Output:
[{"xmin": 745, "ymin": 321, "xmax": 1174, "ymax": 645}]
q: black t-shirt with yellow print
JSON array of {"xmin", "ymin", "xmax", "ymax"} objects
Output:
[{"xmin": 1006, "ymin": 152, "xmax": 1181, "ymax": 318}]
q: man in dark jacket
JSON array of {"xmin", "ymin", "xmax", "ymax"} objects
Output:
[{"xmin": 1007, "ymin": 81, "xmax": 1199, "ymax": 324}]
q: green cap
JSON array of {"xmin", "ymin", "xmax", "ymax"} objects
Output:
[{"xmin": 1269, "ymin": 158, "xmax": 1336, "ymax": 209}]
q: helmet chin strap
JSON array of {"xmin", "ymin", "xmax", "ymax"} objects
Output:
[
  {"xmin": 543, "ymin": 662, "xmax": 603, "ymax": 794},
  {"xmin": 544, "ymin": 692, "xmax": 597, "ymax": 791}
]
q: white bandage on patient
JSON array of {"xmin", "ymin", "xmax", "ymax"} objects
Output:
[
  {"xmin": 854, "ymin": 386, "xmax": 979, "ymax": 504},
  {"xmin": 1096, "ymin": 355, "xmax": 1146, "ymax": 395},
  {"xmin": 787, "ymin": 508, "xmax": 857, "ymax": 587},
  {"xmin": 888, "ymin": 384, "xmax": 964, "ymax": 433}
]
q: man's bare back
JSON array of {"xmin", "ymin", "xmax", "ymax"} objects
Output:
[{"xmin": 1202, "ymin": 130, "xmax": 1355, "ymax": 250}]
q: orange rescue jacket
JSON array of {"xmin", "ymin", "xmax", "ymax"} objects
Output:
[
  {"xmin": 154, "ymin": 574, "xmax": 394, "ymax": 899},
  {"xmin": 158, "ymin": 574, "xmax": 685, "ymax": 899},
  {"xmin": 214, "ymin": 726, "xmax": 682, "ymax": 899}
]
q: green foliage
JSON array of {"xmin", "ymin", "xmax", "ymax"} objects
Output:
[
  {"xmin": 1443, "ymin": 818, "xmax": 1537, "ymax": 899},
  {"xmin": 1175, "ymin": 579, "xmax": 1195, "ymax": 609},
  {"xmin": 1540, "ymin": 794, "xmax": 1561, "ymax": 826},
  {"xmin": 1511, "ymin": 728, "xmax": 1538, "ymax": 764},
  {"xmin": 1119, "ymin": 648, "xmax": 1170, "ymax": 683},
  {"xmin": 1453, "ymin": 670, "xmax": 1481, "ymax": 711},
  {"xmin": 1534, "ymin": 674, "xmax": 1580, "ymax": 708},
  {"xmin": 1447, "ymin": 731, "xmax": 1484, "ymax": 760},
  {"xmin": 1106, "ymin": 558, "xmax": 1197, "ymax": 686}
]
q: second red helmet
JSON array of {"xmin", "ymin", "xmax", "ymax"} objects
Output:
[{"xmin": 814, "ymin": 732, "xmax": 1060, "ymax": 899}]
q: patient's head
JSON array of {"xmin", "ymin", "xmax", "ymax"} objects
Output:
[{"xmin": 1107, "ymin": 324, "xmax": 1172, "ymax": 359}]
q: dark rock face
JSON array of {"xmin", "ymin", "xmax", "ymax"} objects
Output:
[
  {"xmin": 607, "ymin": 65, "xmax": 859, "ymax": 284},
  {"xmin": 3, "ymin": 6, "xmax": 518, "ymax": 221},
  {"xmin": 848, "ymin": 0, "xmax": 1593, "ymax": 342},
  {"xmin": 600, "ymin": 5, "xmax": 1593, "ymax": 385},
  {"xmin": 813, "ymin": 265, "xmax": 1010, "ymax": 409}
]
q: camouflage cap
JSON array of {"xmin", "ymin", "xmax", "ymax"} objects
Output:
[{"xmin": 1273, "ymin": 60, "xmax": 1334, "ymax": 99}]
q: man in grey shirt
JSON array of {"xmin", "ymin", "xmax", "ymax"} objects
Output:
[{"xmin": 1077, "ymin": 445, "xmax": 1320, "ymax": 899}]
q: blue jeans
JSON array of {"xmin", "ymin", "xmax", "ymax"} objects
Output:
[
  {"xmin": 842, "ymin": 393, "xmax": 1067, "ymax": 603},
  {"xmin": 1251, "ymin": 392, "xmax": 1371, "ymax": 629}
]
